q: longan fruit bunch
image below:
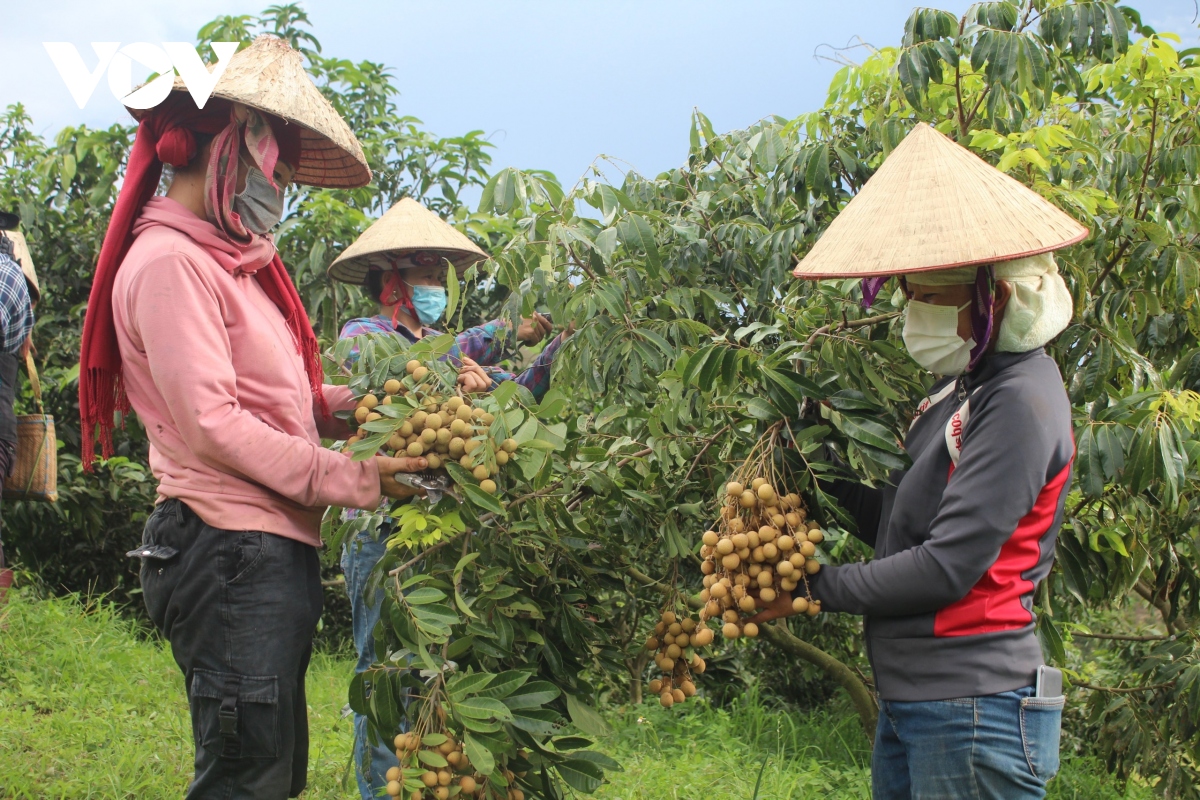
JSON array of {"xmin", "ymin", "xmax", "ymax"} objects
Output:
[
  {"xmin": 643, "ymin": 607, "xmax": 714, "ymax": 708},
  {"xmin": 343, "ymin": 359, "xmax": 520, "ymax": 495},
  {"xmin": 698, "ymin": 476, "xmax": 824, "ymax": 639},
  {"xmin": 388, "ymin": 731, "xmax": 492, "ymax": 799}
]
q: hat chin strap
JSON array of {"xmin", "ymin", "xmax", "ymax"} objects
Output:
[
  {"xmin": 967, "ymin": 265, "xmax": 995, "ymax": 370},
  {"xmin": 381, "ymin": 268, "xmax": 418, "ymax": 329}
]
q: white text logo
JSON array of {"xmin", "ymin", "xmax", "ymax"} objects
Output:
[{"xmin": 43, "ymin": 42, "xmax": 238, "ymax": 110}]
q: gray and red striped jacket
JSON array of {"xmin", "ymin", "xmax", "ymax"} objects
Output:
[{"xmin": 815, "ymin": 348, "xmax": 1074, "ymax": 701}]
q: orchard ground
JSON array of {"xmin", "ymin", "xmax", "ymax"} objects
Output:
[{"xmin": 0, "ymin": 592, "xmax": 1150, "ymax": 799}]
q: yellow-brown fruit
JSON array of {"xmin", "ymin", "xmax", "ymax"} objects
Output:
[
  {"xmin": 388, "ymin": 434, "xmax": 406, "ymax": 452},
  {"xmin": 661, "ymin": 610, "xmax": 677, "ymax": 624},
  {"xmin": 354, "ymin": 406, "xmax": 370, "ymax": 424},
  {"xmin": 394, "ymin": 734, "xmax": 407, "ymax": 749},
  {"xmin": 680, "ymin": 679, "xmax": 697, "ymax": 697},
  {"xmin": 771, "ymin": 513, "xmax": 787, "ymax": 528},
  {"xmin": 648, "ymin": 679, "xmax": 664, "ymax": 696},
  {"xmin": 510, "ymin": 790, "xmax": 525, "ymax": 800},
  {"xmin": 681, "ymin": 617, "xmax": 697, "ymax": 633},
  {"xmin": 437, "ymin": 769, "xmax": 452, "ymax": 786},
  {"xmin": 425, "ymin": 413, "xmax": 444, "ymax": 430},
  {"xmin": 808, "ymin": 529, "xmax": 825, "ymax": 544},
  {"xmin": 727, "ymin": 518, "xmax": 745, "ymax": 534},
  {"xmin": 383, "ymin": 379, "xmax": 402, "ymax": 395},
  {"xmin": 762, "ymin": 542, "xmax": 779, "ymax": 560},
  {"xmin": 359, "ymin": 394, "xmax": 379, "ymax": 410},
  {"xmin": 675, "ymin": 633, "xmax": 691, "ymax": 648},
  {"xmin": 459, "ymin": 454, "xmax": 473, "ymax": 468},
  {"xmin": 421, "ymin": 771, "xmax": 439, "ymax": 787},
  {"xmin": 412, "ymin": 366, "xmax": 429, "ymax": 381},
  {"xmin": 747, "ymin": 530, "xmax": 761, "ymax": 548},
  {"xmin": 438, "ymin": 740, "xmax": 456, "ymax": 756},
  {"xmin": 421, "ymin": 428, "xmax": 438, "ymax": 444},
  {"xmin": 426, "ymin": 453, "xmax": 443, "ymax": 470},
  {"xmin": 725, "ymin": 481, "xmax": 744, "ymax": 497},
  {"xmin": 751, "ymin": 477, "xmax": 767, "ymax": 490},
  {"xmin": 721, "ymin": 553, "xmax": 741, "ymax": 570},
  {"xmin": 408, "ymin": 793, "xmax": 421, "ymax": 800},
  {"xmin": 460, "ymin": 776, "xmax": 477, "ymax": 794},
  {"xmin": 666, "ymin": 643, "xmax": 682, "ymax": 659},
  {"xmin": 447, "ymin": 751, "xmax": 462, "ymax": 767},
  {"xmin": 481, "ymin": 412, "xmax": 496, "ymax": 425},
  {"xmin": 731, "ymin": 532, "xmax": 749, "ymax": 550},
  {"xmin": 722, "ymin": 609, "xmax": 740, "ymax": 623},
  {"xmin": 777, "ymin": 535, "xmax": 795, "ymax": 552},
  {"xmin": 411, "ymin": 410, "xmax": 428, "ymax": 429},
  {"xmin": 448, "ymin": 437, "xmax": 466, "ymax": 457},
  {"xmin": 800, "ymin": 541, "xmax": 817, "ymax": 557},
  {"xmin": 758, "ymin": 525, "xmax": 778, "ymax": 542},
  {"xmin": 407, "ymin": 441, "xmax": 425, "ymax": 457},
  {"xmin": 694, "ymin": 626, "xmax": 715, "ymax": 646},
  {"xmin": 502, "ymin": 438, "xmax": 519, "ymax": 453},
  {"xmin": 424, "ymin": 401, "xmax": 440, "ymax": 414},
  {"xmin": 785, "ymin": 512, "xmax": 802, "ymax": 528},
  {"xmin": 386, "ymin": 766, "xmax": 403, "ymax": 782},
  {"xmin": 671, "ymin": 688, "xmax": 686, "ymax": 703},
  {"xmin": 760, "ymin": 587, "xmax": 777, "ymax": 603},
  {"xmin": 756, "ymin": 570, "xmax": 774, "ymax": 589},
  {"xmin": 709, "ymin": 582, "xmax": 728, "ymax": 599},
  {"xmin": 781, "ymin": 577, "xmax": 799, "ymax": 592},
  {"xmin": 807, "ymin": 601, "xmax": 822, "ymax": 617},
  {"xmin": 789, "ymin": 552, "xmax": 806, "ymax": 569},
  {"xmin": 805, "ymin": 559, "xmax": 821, "ymax": 574},
  {"xmin": 792, "ymin": 596, "xmax": 810, "ymax": 614},
  {"xmin": 723, "ymin": 622, "xmax": 741, "ymax": 639},
  {"xmin": 738, "ymin": 595, "xmax": 757, "ymax": 612},
  {"xmin": 740, "ymin": 490, "xmax": 758, "ymax": 509},
  {"xmin": 660, "ymin": 691, "xmax": 674, "ymax": 708},
  {"xmin": 667, "ymin": 621, "xmax": 682, "ymax": 635},
  {"xmin": 435, "ymin": 428, "xmax": 452, "ymax": 445},
  {"xmin": 406, "ymin": 359, "xmax": 421, "ymax": 374},
  {"xmin": 701, "ymin": 530, "xmax": 719, "ymax": 547},
  {"xmin": 777, "ymin": 560, "xmax": 795, "ymax": 577},
  {"xmin": 700, "ymin": 560, "xmax": 715, "ymax": 575},
  {"xmin": 449, "ymin": 418, "xmax": 469, "ymax": 437},
  {"xmin": 480, "ymin": 479, "xmax": 497, "ymax": 494},
  {"xmin": 434, "ymin": 788, "xmax": 449, "ymax": 800},
  {"xmin": 757, "ymin": 484, "xmax": 776, "ymax": 503},
  {"xmin": 693, "ymin": 655, "xmax": 707, "ymax": 673},
  {"xmin": 743, "ymin": 622, "xmax": 760, "ymax": 638},
  {"xmin": 363, "ymin": 412, "xmax": 381, "ymax": 424},
  {"xmin": 715, "ymin": 538, "xmax": 734, "ymax": 555},
  {"xmin": 463, "ymin": 439, "xmax": 481, "ymax": 455},
  {"xmin": 737, "ymin": 546, "xmax": 752, "ymax": 560},
  {"xmin": 654, "ymin": 621, "xmax": 666, "ymax": 635},
  {"xmin": 645, "ymin": 635, "xmax": 660, "ymax": 651},
  {"xmin": 399, "ymin": 421, "xmax": 414, "ymax": 437},
  {"xmin": 722, "ymin": 505, "xmax": 737, "ymax": 520},
  {"xmin": 455, "ymin": 405, "xmax": 473, "ymax": 421},
  {"xmin": 788, "ymin": 492, "xmax": 803, "ymax": 508},
  {"xmin": 705, "ymin": 600, "xmax": 720, "ymax": 617},
  {"xmin": 445, "ymin": 396, "xmax": 464, "ymax": 412},
  {"xmin": 385, "ymin": 779, "xmax": 403, "ymax": 796},
  {"xmin": 660, "ymin": 657, "xmax": 676, "ymax": 671},
  {"xmin": 472, "ymin": 465, "xmax": 490, "ymax": 481},
  {"xmin": 751, "ymin": 546, "xmax": 766, "ymax": 563}
]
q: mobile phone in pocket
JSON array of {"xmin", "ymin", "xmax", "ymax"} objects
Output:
[{"xmin": 1036, "ymin": 665, "xmax": 1063, "ymax": 698}]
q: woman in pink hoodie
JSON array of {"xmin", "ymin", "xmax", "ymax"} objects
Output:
[{"xmin": 78, "ymin": 40, "xmax": 422, "ymax": 800}]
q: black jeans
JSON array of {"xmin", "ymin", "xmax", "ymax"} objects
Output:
[{"xmin": 137, "ymin": 499, "xmax": 323, "ymax": 800}]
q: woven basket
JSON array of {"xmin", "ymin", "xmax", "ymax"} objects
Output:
[{"xmin": 3, "ymin": 353, "xmax": 56, "ymax": 503}]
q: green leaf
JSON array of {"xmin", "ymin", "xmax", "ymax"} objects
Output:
[
  {"xmin": 448, "ymin": 672, "xmax": 497, "ymax": 699},
  {"xmin": 461, "ymin": 483, "xmax": 506, "ymax": 516},
  {"xmin": 556, "ymin": 758, "xmax": 605, "ymax": 793},
  {"xmin": 477, "ymin": 670, "xmax": 532, "ymax": 700},
  {"xmin": 418, "ymin": 749, "xmax": 449, "ymax": 768},
  {"xmin": 618, "ymin": 214, "xmax": 661, "ymax": 278},
  {"xmin": 405, "ymin": 587, "xmax": 448, "ymax": 605},
  {"xmin": 833, "ymin": 413, "xmax": 903, "ymax": 454},
  {"xmin": 464, "ymin": 733, "xmax": 497, "ymax": 775},
  {"xmin": 445, "ymin": 259, "xmax": 461, "ymax": 322},
  {"xmin": 565, "ymin": 694, "xmax": 611, "ymax": 736},
  {"xmin": 454, "ymin": 696, "xmax": 514, "ymax": 721},
  {"xmin": 511, "ymin": 708, "xmax": 561, "ymax": 735},
  {"xmin": 421, "ymin": 733, "xmax": 449, "ymax": 746},
  {"xmin": 502, "ymin": 680, "xmax": 561, "ymax": 709}
]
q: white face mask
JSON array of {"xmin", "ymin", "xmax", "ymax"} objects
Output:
[{"xmin": 903, "ymin": 300, "xmax": 975, "ymax": 376}]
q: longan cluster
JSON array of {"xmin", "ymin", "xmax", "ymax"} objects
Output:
[
  {"xmin": 344, "ymin": 359, "xmax": 519, "ymax": 494},
  {"xmin": 643, "ymin": 607, "xmax": 715, "ymax": 707},
  {"xmin": 698, "ymin": 477, "xmax": 823, "ymax": 639},
  {"xmin": 387, "ymin": 732, "xmax": 527, "ymax": 800}
]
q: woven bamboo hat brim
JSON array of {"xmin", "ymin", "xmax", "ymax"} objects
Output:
[
  {"xmin": 328, "ymin": 198, "xmax": 489, "ymax": 285},
  {"xmin": 128, "ymin": 36, "xmax": 370, "ymax": 189},
  {"xmin": 6, "ymin": 231, "xmax": 39, "ymax": 304},
  {"xmin": 792, "ymin": 123, "xmax": 1088, "ymax": 280}
]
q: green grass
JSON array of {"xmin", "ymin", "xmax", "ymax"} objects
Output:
[{"xmin": 0, "ymin": 593, "xmax": 1154, "ymax": 799}]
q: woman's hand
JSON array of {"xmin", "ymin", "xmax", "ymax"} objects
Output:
[
  {"xmin": 456, "ymin": 356, "xmax": 492, "ymax": 393},
  {"xmin": 746, "ymin": 588, "xmax": 799, "ymax": 624},
  {"xmin": 375, "ymin": 455, "xmax": 428, "ymax": 500},
  {"xmin": 516, "ymin": 313, "xmax": 553, "ymax": 345}
]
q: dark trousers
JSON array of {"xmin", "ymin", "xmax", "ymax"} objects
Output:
[{"xmin": 137, "ymin": 499, "xmax": 323, "ymax": 800}]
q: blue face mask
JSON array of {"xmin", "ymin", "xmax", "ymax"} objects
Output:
[{"xmin": 409, "ymin": 284, "xmax": 448, "ymax": 325}]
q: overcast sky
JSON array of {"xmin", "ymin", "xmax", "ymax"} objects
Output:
[{"xmin": 3, "ymin": 1, "xmax": 1197, "ymax": 189}]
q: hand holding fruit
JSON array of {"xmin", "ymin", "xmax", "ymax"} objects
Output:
[{"xmin": 456, "ymin": 356, "xmax": 492, "ymax": 393}]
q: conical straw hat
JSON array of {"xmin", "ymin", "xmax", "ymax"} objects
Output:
[
  {"xmin": 793, "ymin": 123, "xmax": 1088, "ymax": 279},
  {"xmin": 129, "ymin": 36, "xmax": 370, "ymax": 189},
  {"xmin": 6, "ymin": 230, "xmax": 39, "ymax": 304},
  {"xmin": 328, "ymin": 198, "xmax": 489, "ymax": 284}
]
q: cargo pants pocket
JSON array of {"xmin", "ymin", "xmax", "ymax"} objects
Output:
[
  {"xmin": 191, "ymin": 669, "xmax": 280, "ymax": 759},
  {"xmin": 1020, "ymin": 695, "xmax": 1065, "ymax": 781}
]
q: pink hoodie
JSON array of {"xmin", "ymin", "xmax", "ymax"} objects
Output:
[{"xmin": 112, "ymin": 196, "xmax": 381, "ymax": 546}]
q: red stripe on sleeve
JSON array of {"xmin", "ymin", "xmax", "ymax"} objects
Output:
[{"xmin": 934, "ymin": 461, "xmax": 1072, "ymax": 638}]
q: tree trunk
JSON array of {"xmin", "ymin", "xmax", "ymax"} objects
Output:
[{"xmin": 760, "ymin": 621, "xmax": 877, "ymax": 741}]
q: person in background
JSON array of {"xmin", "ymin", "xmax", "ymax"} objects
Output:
[
  {"xmin": 0, "ymin": 213, "xmax": 37, "ymax": 602},
  {"xmin": 78, "ymin": 38, "xmax": 427, "ymax": 800},
  {"xmin": 327, "ymin": 197, "xmax": 571, "ymax": 798},
  {"xmin": 759, "ymin": 123, "xmax": 1087, "ymax": 800}
]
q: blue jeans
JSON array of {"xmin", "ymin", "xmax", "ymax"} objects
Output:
[
  {"xmin": 341, "ymin": 531, "xmax": 399, "ymax": 800},
  {"xmin": 873, "ymin": 686, "xmax": 1064, "ymax": 800}
]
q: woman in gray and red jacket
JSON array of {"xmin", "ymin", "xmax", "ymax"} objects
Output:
[{"xmin": 756, "ymin": 123, "xmax": 1087, "ymax": 800}]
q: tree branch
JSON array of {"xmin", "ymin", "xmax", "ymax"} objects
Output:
[
  {"xmin": 804, "ymin": 311, "xmax": 901, "ymax": 350},
  {"xmin": 1071, "ymin": 679, "xmax": 1177, "ymax": 694},
  {"xmin": 1073, "ymin": 632, "xmax": 1172, "ymax": 642}
]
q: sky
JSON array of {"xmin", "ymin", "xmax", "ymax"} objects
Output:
[{"xmin": 2, "ymin": 0, "xmax": 1198, "ymax": 191}]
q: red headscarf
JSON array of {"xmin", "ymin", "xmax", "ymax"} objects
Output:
[{"xmin": 79, "ymin": 93, "xmax": 324, "ymax": 467}]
